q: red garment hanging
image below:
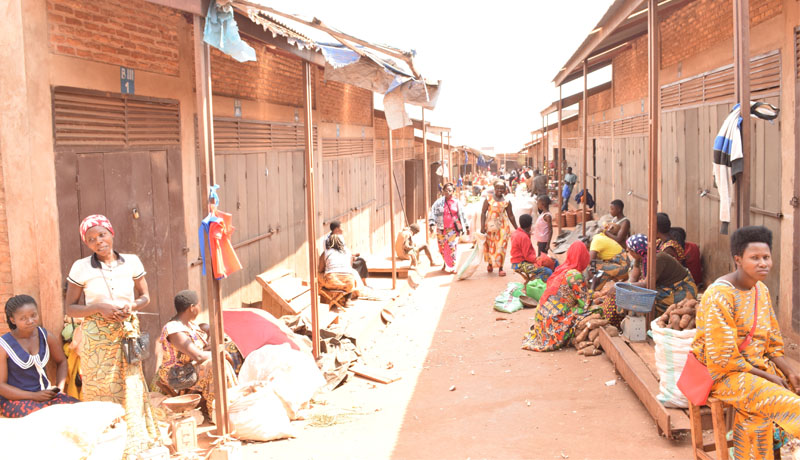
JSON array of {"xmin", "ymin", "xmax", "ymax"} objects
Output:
[{"xmin": 209, "ymin": 209, "xmax": 242, "ymax": 279}]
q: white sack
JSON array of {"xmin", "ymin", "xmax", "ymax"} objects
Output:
[
  {"xmin": 238, "ymin": 343, "xmax": 325, "ymax": 419},
  {"xmin": 227, "ymin": 382, "xmax": 295, "ymax": 442},
  {"xmin": 651, "ymin": 320, "xmax": 697, "ymax": 408},
  {"xmin": 455, "ymin": 233, "xmax": 485, "ymax": 280}
]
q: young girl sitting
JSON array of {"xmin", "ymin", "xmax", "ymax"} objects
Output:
[{"xmin": 0, "ymin": 295, "xmax": 78, "ymax": 417}]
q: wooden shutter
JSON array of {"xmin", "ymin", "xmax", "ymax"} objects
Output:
[
  {"xmin": 322, "ymin": 138, "xmax": 373, "ymax": 157},
  {"xmin": 53, "ymin": 87, "xmax": 180, "ymax": 148},
  {"xmin": 660, "ymin": 50, "xmax": 781, "ymax": 111},
  {"xmin": 212, "ymin": 117, "xmax": 315, "ymax": 154},
  {"xmin": 795, "ymin": 27, "xmax": 799, "ymax": 80},
  {"xmin": 613, "ymin": 114, "xmax": 648, "ymax": 137}
]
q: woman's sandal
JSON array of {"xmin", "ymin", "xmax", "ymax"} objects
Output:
[
  {"xmin": 487, "ymin": 265, "xmax": 494, "ymax": 273},
  {"xmin": 498, "ymin": 269, "xmax": 506, "ymax": 277}
]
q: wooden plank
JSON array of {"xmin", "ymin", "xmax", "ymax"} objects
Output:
[
  {"xmin": 150, "ymin": 149, "xmax": 175, "ymax": 337},
  {"xmin": 597, "ymin": 328, "xmax": 690, "ymax": 438},
  {"xmin": 257, "ymin": 153, "xmax": 269, "ymax": 277},
  {"xmin": 350, "ymin": 363, "xmax": 401, "ymax": 384},
  {"xmin": 293, "ymin": 150, "xmax": 308, "ymax": 276},
  {"xmin": 55, "ymin": 153, "xmax": 82, "ymax": 282},
  {"xmin": 166, "ymin": 146, "xmax": 188, "ymax": 292},
  {"xmin": 683, "ymin": 108, "xmax": 700, "ymax": 244},
  {"xmin": 246, "ymin": 153, "xmax": 260, "ymax": 303},
  {"xmin": 627, "ymin": 340, "xmax": 659, "ymax": 379},
  {"xmin": 268, "ymin": 277, "xmax": 309, "ymax": 303},
  {"xmin": 256, "ymin": 269, "xmax": 292, "ymax": 286}
]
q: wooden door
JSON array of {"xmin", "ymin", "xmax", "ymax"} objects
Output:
[
  {"xmin": 405, "ymin": 160, "xmax": 417, "ymax": 221},
  {"xmin": 55, "ymin": 147, "xmax": 187, "ymax": 379},
  {"xmin": 52, "ymin": 87, "xmax": 186, "ymax": 380}
]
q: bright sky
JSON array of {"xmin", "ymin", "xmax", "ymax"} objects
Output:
[{"xmin": 264, "ymin": 0, "xmax": 615, "ymax": 153}]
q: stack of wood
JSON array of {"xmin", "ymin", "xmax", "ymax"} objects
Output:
[
  {"xmin": 655, "ymin": 298, "xmax": 698, "ymax": 330},
  {"xmin": 572, "ymin": 313, "xmax": 619, "ymax": 356}
]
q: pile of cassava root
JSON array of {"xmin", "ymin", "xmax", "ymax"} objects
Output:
[
  {"xmin": 655, "ymin": 298, "xmax": 698, "ymax": 330},
  {"xmin": 571, "ymin": 313, "xmax": 620, "ymax": 357}
]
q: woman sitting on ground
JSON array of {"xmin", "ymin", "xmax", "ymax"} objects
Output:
[
  {"xmin": 626, "ymin": 234, "xmax": 697, "ymax": 315},
  {"xmin": 522, "ymin": 241, "xmax": 592, "ymax": 352},
  {"xmin": 669, "ymin": 227, "xmax": 704, "ymax": 288},
  {"xmin": 692, "ymin": 225, "xmax": 800, "ymax": 458},
  {"xmin": 588, "ymin": 229, "xmax": 630, "ymax": 288},
  {"xmin": 156, "ymin": 290, "xmax": 237, "ymax": 414},
  {"xmin": 0, "ymin": 295, "xmax": 78, "ymax": 418},
  {"xmin": 319, "ymin": 234, "xmax": 363, "ymax": 300},
  {"xmin": 655, "ymin": 212, "xmax": 685, "ymax": 263},
  {"xmin": 510, "ymin": 214, "xmax": 552, "ymax": 283}
]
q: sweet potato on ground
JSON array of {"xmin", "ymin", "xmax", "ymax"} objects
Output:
[
  {"xmin": 577, "ymin": 314, "xmax": 602, "ymax": 330},
  {"xmin": 588, "ymin": 328, "xmax": 601, "ymax": 341},
  {"xmin": 587, "ymin": 319, "xmax": 610, "ymax": 330}
]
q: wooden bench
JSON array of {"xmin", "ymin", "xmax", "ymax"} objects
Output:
[{"xmin": 365, "ymin": 255, "xmax": 413, "ymax": 279}]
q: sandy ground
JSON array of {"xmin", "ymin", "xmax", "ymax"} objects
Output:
[{"xmin": 235, "ymin": 238, "xmax": 692, "ymax": 460}]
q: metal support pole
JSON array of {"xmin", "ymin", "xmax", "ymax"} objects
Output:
[
  {"xmin": 422, "ymin": 109, "xmax": 429, "ymax": 243},
  {"xmin": 193, "ymin": 16, "xmax": 229, "ymax": 436},
  {"xmin": 582, "ymin": 59, "xmax": 588, "ymax": 237},
  {"xmin": 302, "ymin": 62, "xmax": 321, "ymax": 359},
  {"xmin": 557, "ymin": 86, "xmax": 564, "ymax": 228},
  {"xmin": 733, "ymin": 0, "xmax": 751, "ymax": 227},
  {"xmin": 646, "ymin": 0, "xmax": 660, "ymax": 291},
  {"xmin": 388, "ymin": 129, "xmax": 397, "ymax": 289}
]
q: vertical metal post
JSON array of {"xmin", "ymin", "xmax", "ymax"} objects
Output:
[
  {"xmin": 302, "ymin": 62, "xmax": 321, "ymax": 358},
  {"xmin": 582, "ymin": 59, "xmax": 588, "ymax": 236},
  {"xmin": 422, "ymin": 109, "xmax": 429, "ymax": 243},
  {"xmin": 388, "ymin": 129, "xmax": 397, "ymax": 289},
  {"xmin": 193, "ymin": 16, "xmax": 229, "ymax": 436},
  {"xmin": 557, "ymin": 86, "xmax": 564, "ymax": 227},
  {"xmin": 646, "ymin": 0, "xmax": 660, "ymax": 291},
  {"xmin": 733, "ymin": 0, "xmax": 751, "ymax": 227}
]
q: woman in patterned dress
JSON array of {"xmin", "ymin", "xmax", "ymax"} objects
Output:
[
  {"xmin": 522, "ymin": 241, "xmax": 592, "ymax": 352},
  {"xmin": 626, "ymin": 233, "xmax": 697, "ymax": 314},
  {"xmin": 428, "ymin": 183, "xmax": 469, "ymax": 272},
  {"xmin": 0, "ymin": 295, "xmax": 78, "ymax": 417},
  {"xmin": 655, "ymin": 212, "xmax": 686, "ymax": 263},
  {"xmin": 692, "ymin": 226, "xmax": 800, "ymax": 459},
  {"xmin": 156, "ymin": 290, "xmax": 237, "ymax": 414},
  {"xmin": 65, "ymin": 215, "xmax": 159, "ymax": 458},
  {"xmin": 481, "ymin": 180, "xmax": 517, "ymax": 276}
]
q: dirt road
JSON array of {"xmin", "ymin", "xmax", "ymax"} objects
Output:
[{"xmin": 243, "ymin": 244, "xmax": 691, "ymax": 459}]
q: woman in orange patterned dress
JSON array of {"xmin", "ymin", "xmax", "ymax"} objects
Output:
[
  {"xmin": 65, "ymin": 215, "xmax": 160, "ymax": 458},
  {"xmin": 480, "ymin": 180, "xmax": 517, "ymax": 276},
  {"xmin": 692, "ymin": 226, "xmax": 800, "ymax": 459}
]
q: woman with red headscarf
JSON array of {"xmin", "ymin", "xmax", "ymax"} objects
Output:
[
  {"xmin": 65, "ymin": 215, "xmax": 160, "ymax": 457},
  {"xmin": 522, "ymin": 241, "xmax": 592, "ymax": 352}
]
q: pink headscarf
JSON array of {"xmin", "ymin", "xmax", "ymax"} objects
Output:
[{"xmin": 80, "ymin": 214, "xmax": 114, "ymax": 242}]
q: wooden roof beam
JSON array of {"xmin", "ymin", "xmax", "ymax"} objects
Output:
[{"xmin": 540, "ymin": 81, "xmax": 613, "ymax": 117}]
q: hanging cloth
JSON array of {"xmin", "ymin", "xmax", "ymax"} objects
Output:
[{"xmin": 198, "ymin": 185, "xmax": 243, "ymax": 280}]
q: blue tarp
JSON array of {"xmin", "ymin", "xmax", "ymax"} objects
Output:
[{"xmin": 204, "ymin": 2, "xmax": 256, "ymax": 63}]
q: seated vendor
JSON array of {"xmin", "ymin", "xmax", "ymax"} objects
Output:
[
  {"xmin": 510, "ymin": 214, "xmax": 552, "ymax": 282},
  {"xmin": 325, "ymin": 221, "xmax": 368, "ymax": 281},
  {"xmin": 588, "ymin": 231, "xmax": 630, "ymax": 288},
  {"xmin": 656, "ymin": 213, "xmax": 685, "ymax": 264},
  {"xmin": 671, "ymin": 227, "xmax": 704, "ymax": 287},
  {"xmin": 156, "ymin": 290, "xmax": 237, "ymax": 414},
  {"xmin": 0, "ymin": 295, "xmax": 78, "ymax": 418},
  {"xmin": 626, "ymin": 234, "xmax": 697, "ymax": 314},
  {"xmin": 522, "ymin": 241, "xmax": 592, "ymax": 352},
  {"xmin": 394, "ymin": 224, "xmax": 435, "ymax": 268},
  {"xmin": 692, "ymin": 226, "xmax": 800, "ymax": 458},
  {"xmin": 319, "ymin": 235, "xmax": 364, "ymax": 300},
  {"xmin": 602, "ymin": 199, "xmax": 631, "ymax": 247}
]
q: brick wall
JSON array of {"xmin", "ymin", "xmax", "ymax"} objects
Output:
[
  {"xmin": 318, "ymin": 69, "xmax": 373, "ymax": 126},
  {"xmin": 613, "ymin": 35, "xmax": 648, "ymax": 106},
  {"xmin": 660, "ymin": 0, "xmax": 782, "ymax": 68},
  {"xmin": 588, "ymin": 89, "xmax": 612, "ymax": 115},
  {"xmin": 0, "ymin": 154, "xmax": 13, "ymax": 335},
  {"xmin": 210, "ymin": 39, "xmax": 306, "ymax": 107},
  {"xmin": 47, "ymin": 0, "xmax": 182, "ymax": 76}
]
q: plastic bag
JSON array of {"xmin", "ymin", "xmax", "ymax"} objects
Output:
[
  {"xmin": 227, "ymin": 382, "xmax": 296, "ymax": 442},
  {"xmin": 526, "ymin": 278, "xmax": 547, "ymax": 300},
  {"xmin": 455, "ymin": 233, "xmax": 485, "ymax": 280},
  {"xmin": 651, "ymin": 320, "xmax": 697, "ymax": 408},
  {"xmin": 494, "ymin": 282, "xmax": 524, "ymax": 313},
  {"xmin": 238, "ymin": 343, "xmax": 326, "ymax": 419}
]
